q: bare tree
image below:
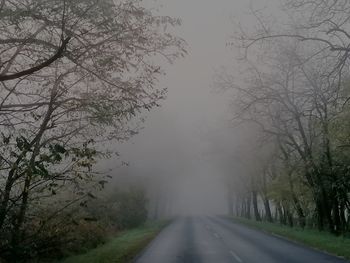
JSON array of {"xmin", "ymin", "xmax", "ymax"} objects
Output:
[
  {"xmin": 218, "ymin": 39, "xmax": 350, "ymax": 233},
  {"xmin": 236, "ymin": 0, "xmax": 350, "ymax": 85}
]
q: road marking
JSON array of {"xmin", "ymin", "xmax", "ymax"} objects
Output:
[{"xmin": 230, "ymin": 250, "xmax": 243, "ymax": 263}]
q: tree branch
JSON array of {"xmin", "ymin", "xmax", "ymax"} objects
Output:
[{"xmin": 0, "ymin": 37, "xmax": 71, "ymax": 82}]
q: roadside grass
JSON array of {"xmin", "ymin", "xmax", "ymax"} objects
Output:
[
  {"xmin": 59, "ymin": 221, "xmax": 166, "ymax": 263},
  {"xmin": 231, "ymin": 217, "xmax": 350, "ymax": 260}
]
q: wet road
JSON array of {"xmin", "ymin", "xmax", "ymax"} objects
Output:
[{"xmin": 134, "ymin": 216, "xmax": 348, "ymax": 263}]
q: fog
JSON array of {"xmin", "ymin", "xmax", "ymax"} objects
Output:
[
  {"xmin": 3, "ymin": 0, "xmax": 350, "ymax": 261},
  {"xmin": 108, "ymin": 0, "xmax": 268, "ymax": 216}
]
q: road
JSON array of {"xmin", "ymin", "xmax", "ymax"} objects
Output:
[{"xmin": 134, "ymin": 216, "xmax": 348, "ymax": 263}]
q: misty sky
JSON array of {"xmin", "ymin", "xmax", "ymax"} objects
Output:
[{"xmin": 113, "ymin": 0, "xmax": 276, "ymax": 214}]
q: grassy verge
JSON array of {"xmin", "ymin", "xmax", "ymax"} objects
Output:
[
  {"xmin": 59, "ymin": 221, "xmax": 167, "ymax": 263},
  {"xmin": 231, "ymin": 217, "xmax": 350, "ymax": 260}
]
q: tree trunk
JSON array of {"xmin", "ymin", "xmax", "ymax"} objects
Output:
[
  {"xmin": 316, "ymin": 199, "xmax": 325, "ymax": 231},
  {"xmin": 287, "ymin": 170, "xmax": 305, "ymax": 228},
  {"xmin": 286, "ymin": 210, "xmax": 294, "ymax": 228},
  {"xmin": 339, "ymin": 203, "xmax": 347, "ymax": 233},
  {"xmin": 263, "ymin": 196, "xmax": 273, "ymax": 223},
  {"xmin": 10, "ymin": 170, "xmax": 33, "ymax": 259},
  {"xmin": 332, "ymin": 197, "xmax": 342, "ymax": 234},
  {"xmin": 252, "ymin": 191, "xmax": 261, "ymax": 221},
  {"xmin": 153, "ymin": 197, "xmax": 159, "ymax": 220},
  {"xmin": 246, "ymin": 195, "xmax": 251, "ymax": 219},
  {"xmin": 240, "ymin": 198, "xmax": 245, "ymax": 217},
  {"xmin": 227, "ymin": 190, "xmax": 234, "ymax": 216},
  {"xmin": 235, "ymin": 196, "xmax": 240, "ymax": 216},
  {"xmin": 292, "ymin": 195, "xmax": 306, "ymax": 228},
  {"xmin": 313, "ymin": 174, "xmax": 334, "ymax": 232},
  {"xmin": 0, "ymin": 175, "xmax": 16, "ymax": 230},
  {"xmin": 277, "ymin": 202, "xmax": 286, "ymax": 225},
  {"xmin": 274, "ymin": 207, "xmax": 278, "ymax": 222},
  {"xmin": 281, "ymin": 203, "xmax": 293, "ymax": 227}
]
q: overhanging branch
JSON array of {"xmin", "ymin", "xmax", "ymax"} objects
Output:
[{"xmin": 0, "ymin": 37, "xmax": 71, "ymax": 82}]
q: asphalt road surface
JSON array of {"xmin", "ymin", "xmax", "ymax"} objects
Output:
[{"xmin": 134, "ymin": 216, "xmax": 348, "ymax": 263}]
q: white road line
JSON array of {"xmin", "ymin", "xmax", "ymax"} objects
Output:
[{"xmin": 230, "ymin": 250, "xmax": 243, "ymax": 263}]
